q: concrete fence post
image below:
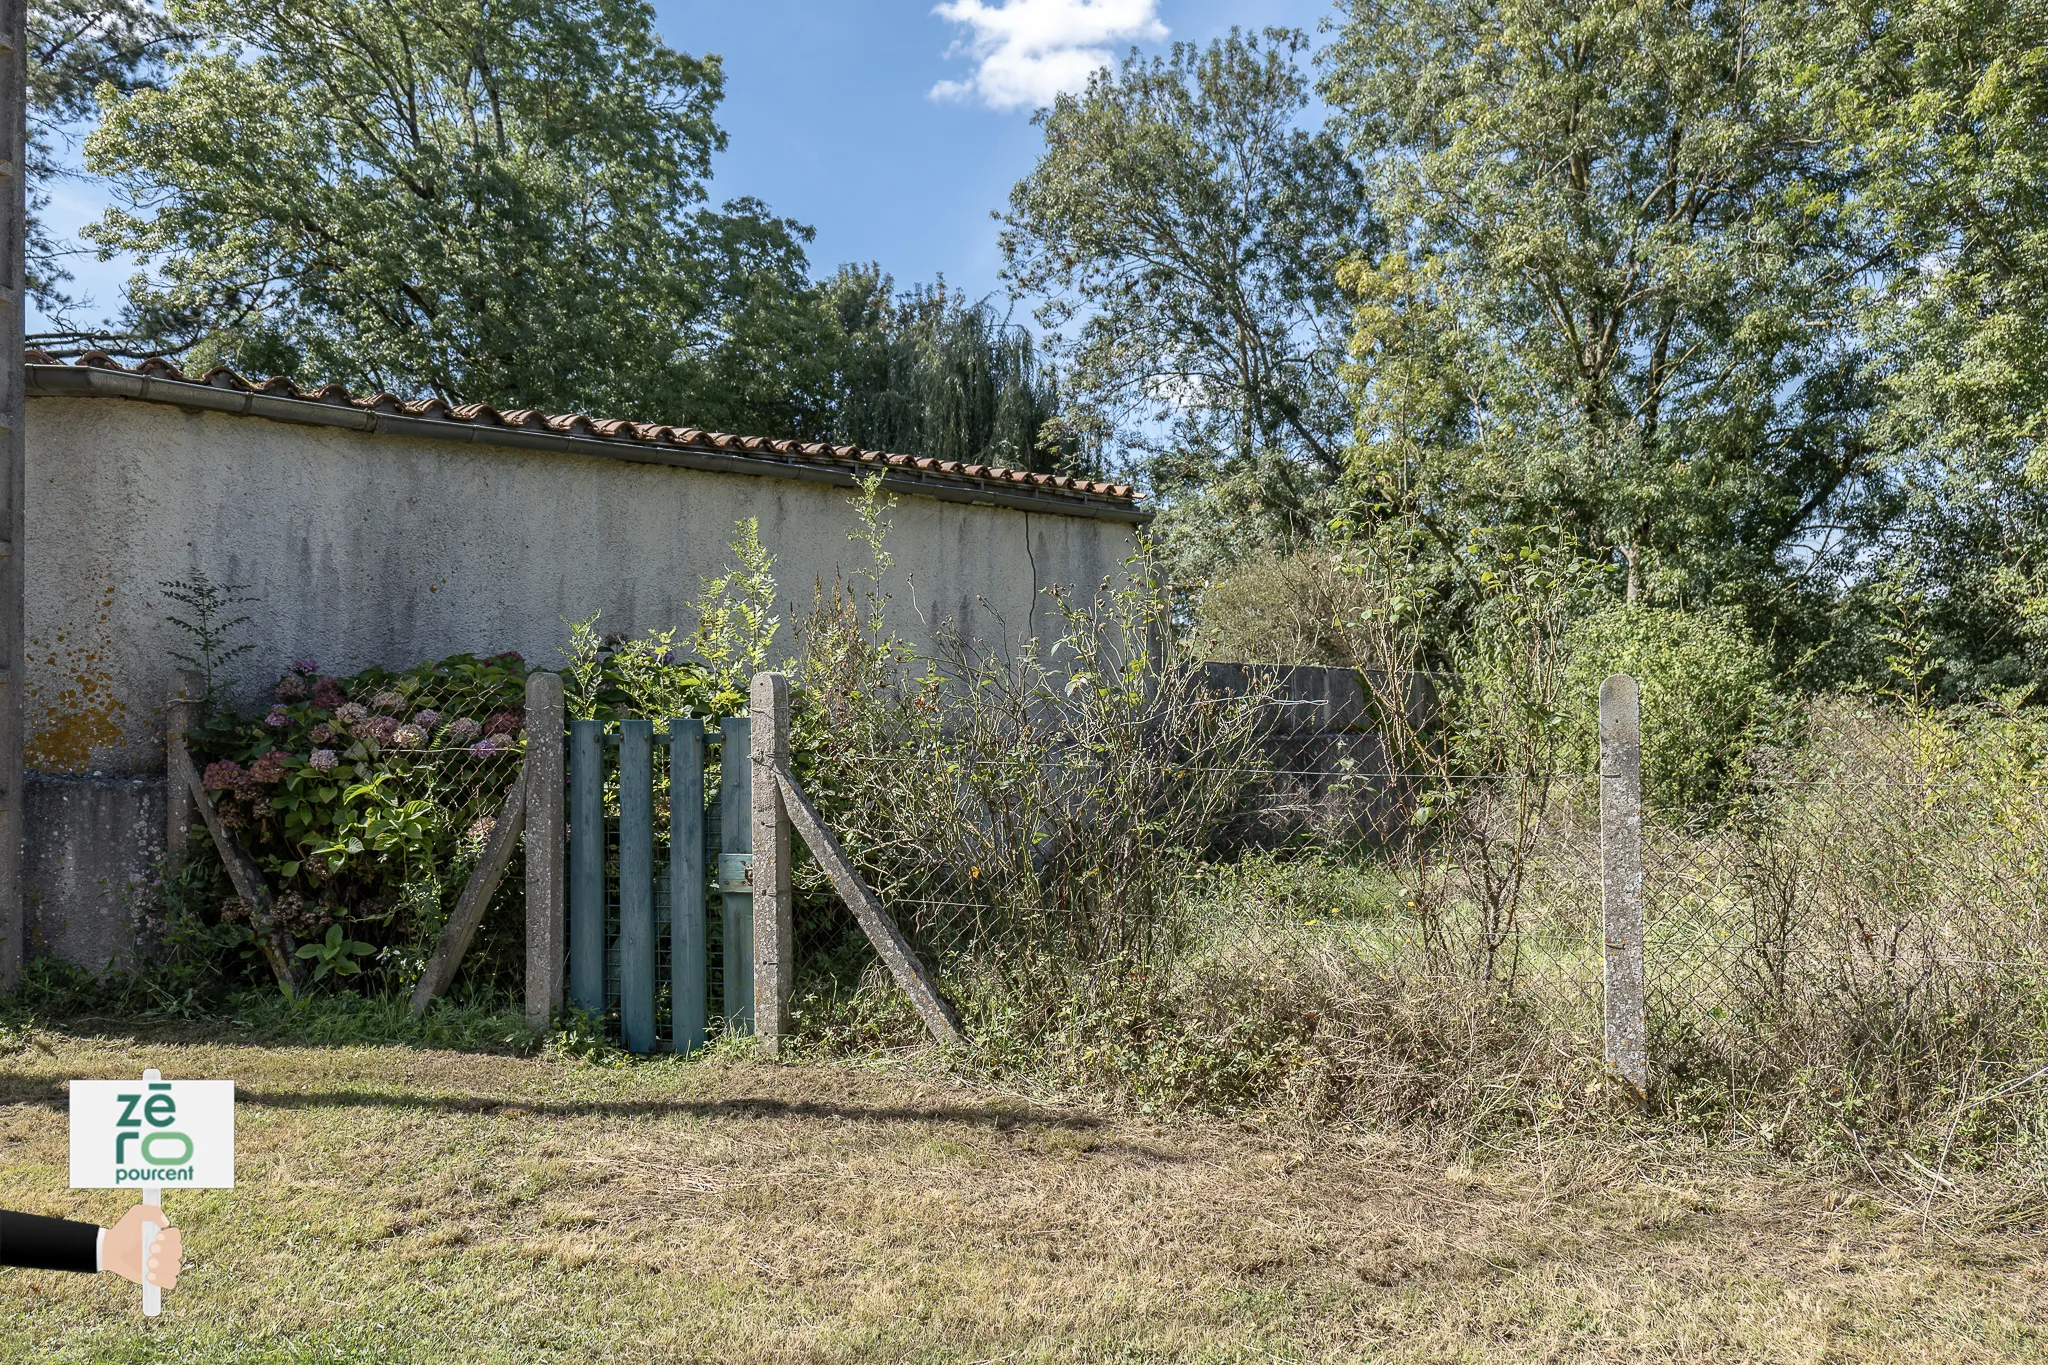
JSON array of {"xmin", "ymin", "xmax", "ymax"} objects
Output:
[
  {"xmin": 523, "ymin": 671, "xmax": 566, "ymax": 1030},
  {"xmin": 750, "ymin": 672, "xmax": 793, "ymax": 1058},
  {"xmin": 1599, "ymin": 673, "xmax": 1649, "ymax": 1097},
  {"xmin": 164, "ymin": 670, "xmax": 204, "ymax": 877}
]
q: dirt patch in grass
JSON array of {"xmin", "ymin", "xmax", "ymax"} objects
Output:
[{"xmin": 0, "ymin": 1024, "xmax": 2041, "ymax": 1362}]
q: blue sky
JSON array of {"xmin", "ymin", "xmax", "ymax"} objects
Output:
[{"xmin": 32, "ymin": 0, "xmax": 1337, "ymax": 337}]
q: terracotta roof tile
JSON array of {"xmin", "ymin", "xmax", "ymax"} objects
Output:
[{"xmin": 24, "ymin": 353, "xmax": 1144, "ymax": 513}]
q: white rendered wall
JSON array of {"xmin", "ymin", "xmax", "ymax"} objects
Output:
[{"xmin": 24, "ymin": 395, "xmax": 1139, "ymax": 779}]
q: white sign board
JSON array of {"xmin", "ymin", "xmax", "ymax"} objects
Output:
[{"xmin": 69, "ymin": 1078, "xmax": 235, "ymax": 1190}]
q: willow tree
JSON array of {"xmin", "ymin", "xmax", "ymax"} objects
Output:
[{"xmin": 821, "ymin": 266, "xmax": 1077, "ymax": 474}]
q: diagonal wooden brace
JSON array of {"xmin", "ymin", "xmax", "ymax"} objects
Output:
[
  {"xmin": 171, "ymin": 747, "xmax": 301, "ymax": 996},
  {"xmin": 410, "ymin": 772, "xmax": 528, "ymax": 1015},
  {"xmin": 774, "ymin": 765, "xmax": 966, "ymax": 1047}
]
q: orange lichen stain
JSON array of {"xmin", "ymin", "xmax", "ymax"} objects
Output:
[{"xmin": 26, "ymin": 585, "xmax": 129, "ymax": 773}]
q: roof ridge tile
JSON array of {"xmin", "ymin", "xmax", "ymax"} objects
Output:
[{"xmin": 24, "ymin": 353, "xmax": 1141, "ymax": 511}]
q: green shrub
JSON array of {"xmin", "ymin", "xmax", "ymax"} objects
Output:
[
  {"xmin": 183, "ymin": 650, "xmax": 532, "ymax": 993},
  {"xmin": 1561, "ymin": 604, "xmax": 1779, "ymax": 811}
]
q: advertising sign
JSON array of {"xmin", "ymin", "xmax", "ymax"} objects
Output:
[{"xmin": 69, "ymin": 1078, "xmax": 235, "ymax": 1190}]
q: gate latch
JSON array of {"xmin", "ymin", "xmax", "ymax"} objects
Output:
[{"xmin": 717, "ymin": 853, "xmax": 755, "ymax": 892}]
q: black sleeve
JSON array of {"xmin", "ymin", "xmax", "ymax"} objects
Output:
[{"xmin": 0, "ymin": 1209, "xmax": 100, "ymax": 1273}]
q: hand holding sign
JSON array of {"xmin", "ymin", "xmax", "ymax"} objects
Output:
[
  {"xmin": 70, "ymin": 1069, "xmax": 232, "ymax": 1316},
  {"xmin": 102, "ymin": 1205, "xmax": 181, "ymax": 1290}
]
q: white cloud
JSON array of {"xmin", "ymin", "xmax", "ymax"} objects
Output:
[{"xmin": 931, "ymin": 0, "xmax": 1167, "ymax": 112}]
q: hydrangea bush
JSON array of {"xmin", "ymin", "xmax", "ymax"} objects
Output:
[{"xmin": 186, "ymin": 651, "xmax": 531, "ymax": 988}]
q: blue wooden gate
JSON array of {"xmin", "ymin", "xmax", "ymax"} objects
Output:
[{"xmin": 565, "ymin": 716, "xmax": 752, "ymax": 1053}]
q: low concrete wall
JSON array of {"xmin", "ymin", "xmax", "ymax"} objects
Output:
[
  {"xmin": 20, "ymin": 382, "xmax": 1143, "ymax": 971},
  {"xmin": 1200, "ymin": 662, "xmax": 1431, "ymax": 846},
  {"xmin": 23, "ymin": 773, "xmax": 164, "ymax": 971}
]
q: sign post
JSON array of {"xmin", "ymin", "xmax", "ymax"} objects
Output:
[{"xmin": 69, "ymin": 1068, "xmax": 234, "ymax": 1315}]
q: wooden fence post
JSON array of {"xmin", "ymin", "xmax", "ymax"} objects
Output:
[
  {"xmin": 1600, "ymin": 673, "xmax": 1649, "ymax": 1098},
  {"xmin": 164, "ymin": 670, "xmax": 203, "ymax": 876},
  {"xmin": 616, "ymin": 719, "xmax": 656, "ymax": 1053},
  {"xmin": 0, "ymin": 0, "xmax": 25, "ymax": 996},
  {"xmin": 523, "ymin": 671, "xmax": 566, "ymax": 1030},
  {"xmin": 750, "ymin": 673, "xmax": 793, "ymax": 1059}
]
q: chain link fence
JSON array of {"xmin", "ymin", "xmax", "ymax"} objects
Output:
[
  {"xmin": 188, "ymin": 655, "xmax": 531, "ymax": 990},
  {"xmin": 789, "ymin": 683, "xmax": 2048, "ymax": 1123}
]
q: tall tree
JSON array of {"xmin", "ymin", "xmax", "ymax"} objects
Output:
[
  {"xmin": 25, "ymin": 0, "xmax": 180, "ymax": 324},
  {"xmin": 1803, "ymin": 0, "xmax": 2048, "ymax": 695},
  {"xmin": 80, "ymin": 0, "xmax": 817, "ymax": 430},
  {"xmin": 1326, "ymin": 0, "xmax": 1874, "ymax": 629},
  {"xmin": 1001, "ymin": 28, "xmax": 1374, "ymax": 571},
  {"xmin": 820, "ymin": 265, "xmax": 1077, "ymax": 473}
]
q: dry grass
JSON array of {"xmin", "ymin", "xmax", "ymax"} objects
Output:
[{"xmin": 0, "ymin": 1024, "xmax": 2042, "ymax": 1363}]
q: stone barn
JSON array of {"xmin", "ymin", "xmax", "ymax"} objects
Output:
[{"xmin": 11, "ymin": 352, "xmax": 1147, "ymax": 972}]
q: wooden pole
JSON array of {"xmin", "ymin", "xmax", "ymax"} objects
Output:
[
  {"xmin": 750, "ymin": 673, "xmax": 793, "ymax": 1058},
  {"xmin": 567, "ymin": 716, "xmax": 604, "ymax": 1019},
  {"xmin": 669, "ymin": 717, "xmax": 707, "ymax": 1053},
  {"xmin": 616, "ymin": 719, "xmax": 655, "ymax": 1053},
  {"xmin": 718, "ymin": 714, "xmax": 752, "ymax": 1033},
  {"xmin": 171, "ymin": 747, "xmax": 298, "ymax": 996},
  {"xmin": 775, "ymin": 766, "xmax": 965, "ymax": 1048},
  {"xmin": 0, "ymin": 0, "xmax": 25, "ymax": 993},
  {"xmin": 521, "ymin": 673, "xmax": 566, "ymax": 1029},
  {"xmin": 164, "ymin": 671, "xmax": 203, "ymax": 876},
  {"xmin": 1600, "ymin": 673, "xmax": 1648, "ymax": 1098},
  {"xmin": 411, "ymin": 772, "xmax": 526, "ymax": 1015}
]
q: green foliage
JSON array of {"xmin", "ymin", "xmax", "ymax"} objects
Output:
[
  {"xmin": 1797, "ymin": 1, "xmax": 2048, "ymax": 698},
  {"xmin": 294, "ymin": 923, "xmax": 376, "ymax": 982},
  {"xmin": 817, "ymin": 267, "xmax": 1081, "ymax": 474},
  {"xmin": 1190, "ymin": 544, "xmax": 1403, "ymax": 668},
  {"xmin": 692, "ymin": 518, "xmax": 782, "ymax": 709},
  {"xmin": 184, "ymin": 650, "xmax": 531, "ymax": 992},
  {"xmin": 82, "ymin": 0, "xmax": 817, "ymax": 431},
  {"xmin": 1562, "ymin": 605, "xmax": 1780, "ymax": 811},
  {"xmin": 1002, "ymin": 27, "xmax": 1375, "ymax": 575},
  {"xmin": 557, "ymin": 519, "xmax": 782, "ymax": 723},
  {"xmin": 160, "ymin": 570, "xmax": 257, "ymax": 700},
  {"xmin": 1326, "ymin": 0, "xmax": 1871, "ymax": 627},
  {"xmin": 24, "ymin": 0, "xmax": 180, "ymax": 322}
]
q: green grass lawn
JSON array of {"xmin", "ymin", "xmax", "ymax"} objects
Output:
[{"xmin": 1, "ymin": 1021, "xmax": 2042, "ymax": 1363}]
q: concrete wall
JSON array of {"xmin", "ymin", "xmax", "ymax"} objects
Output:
[
  {"xmin": 1199, "ymin": 662, "xmax": 1431, "ymax": 848},
  {"xmin": 23, "ymin": 392, "xmax": 1141, "ymax": 969}
]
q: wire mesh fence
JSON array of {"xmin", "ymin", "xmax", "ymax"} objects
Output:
[
  {"xmin": 188, "ymin": 654, "xmax": 531, "ymax": 989},
  {"xmin": 789, "ymin": 690, "xmax": 2048, "ymax": 1106}
]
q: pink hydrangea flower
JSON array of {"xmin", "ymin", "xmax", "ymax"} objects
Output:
[
  {"xmin": 393, "ymin": 724, "xmax": 427, "ymax": 750},
  {"xmin": 274, "ymin": 674, "xmax": 307, "ymax": 702},
  {"xmin": 371, "ymin": 690, "xmax": 407, "ymax": 712},
  {"xmin": 201, "ymin": 759, "xmax": 247, "ymax": 792},
  {"xmin": 308, "ymin": 722, "xmax": 334, "ymax": 743},
  {"xmin": 446, "ymin": 717, "xmax": 483, "ymax": 744},
  {"xmin": 309, "ymin": 749, "xmax": 339, "ymax": 771},
  {"xmin": 248, "ymin": 750, "xmax": 290, "ymax": 784},
  {"xmin": 293, "ymin": 658, "xmax": 318, "ymax": 675},
  {"xmin": 361, "ymin": 716, "xmax": 401, "ymax": 744},
  {"xmin": 265, "ymin": 706, "xmax": 290, "ymax": 728},
  {"xmin": 412, "ymin": 708, "xmax": 440, "ymax": 730},
  {"xmin": 334, "ymin": 702, "xmax": 370, "ymax": 727},
  {"xmin": 484, "ymin": 709, "xmax": 524, "ymax": 738}
]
